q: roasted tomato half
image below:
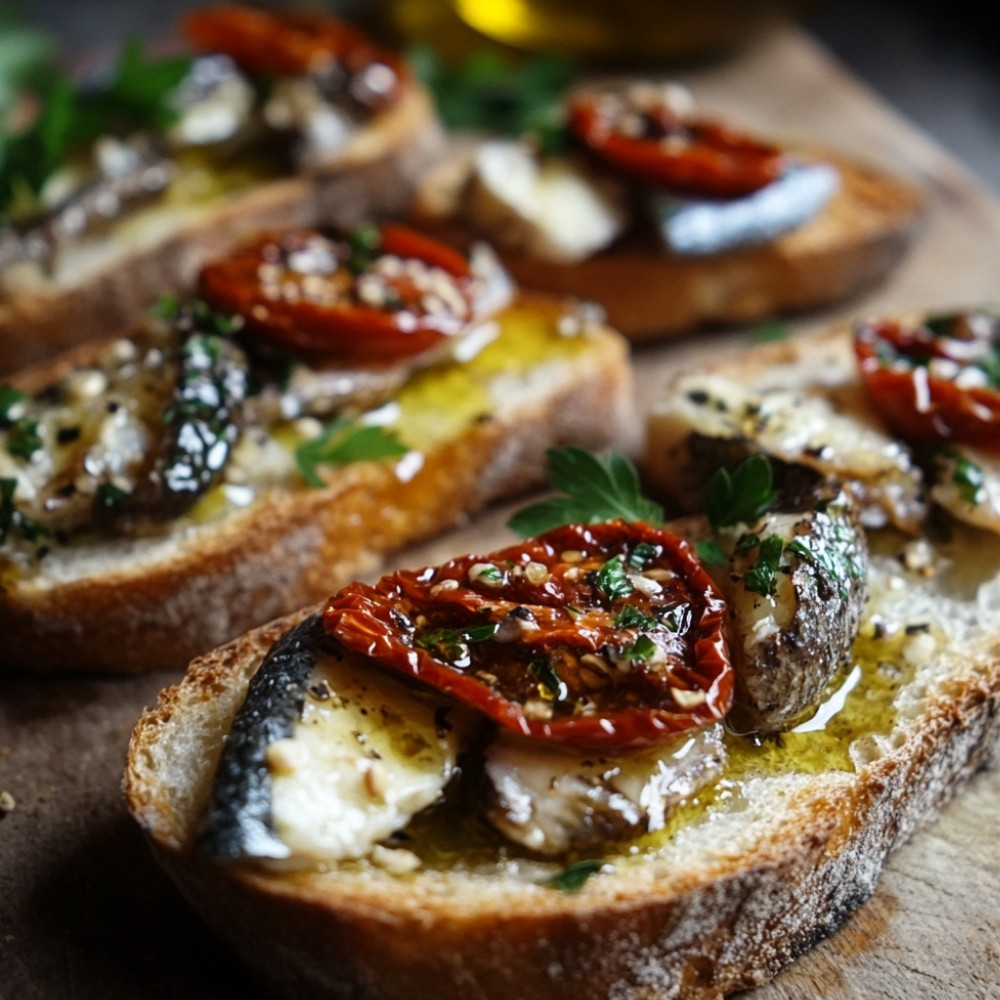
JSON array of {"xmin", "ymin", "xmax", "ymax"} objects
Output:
[
  {"xmin": 199, "ymin": 225, "xmax": 496, "ymax": 364},
  {"xmin": 855, "ymin": 311, "xmax": 1000, "ymax": 454},
  {"xmin": 183, "ymin": 5, "xmax": 407, "ymax": 108},
  {"xmin": 324, "ymin": 520, "xmax": 732, "ymax": 748},
  {"xmin": 568, "ymin": 85, "xmax": 786, "ymax": 199}
]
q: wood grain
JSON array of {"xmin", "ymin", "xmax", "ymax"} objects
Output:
[{"xmin": 2, "ymin": 22, "xmax": 1000, "ymax": 1000}]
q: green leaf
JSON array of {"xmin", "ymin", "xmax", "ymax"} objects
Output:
[
  {"xmin": 742, "ymin": 534, "xmax": 784, "ymax": 598},
  {"xmin": 593, "ymin": 553, "xmax": 633, "ymax": 602},
  {"xmin": 695, "ymin": 538, "xmax": 727, "ymax": 566},
  {"xmin": 409, "ymin": 43, "xmax": 575, "ymax": 145},
  {"xmin": 528, "ymin": 657, "xmax": 567, "ymax": 700},
  {"xmin": 546, "ymin": 859, "xmax": 602, "ymax": 891},
  {"xmin": 951, "ymin": 451, "xmax": 986, "ymax": 505},
  {"xmin": 6, "ymin": 418, "xmax": 42, "ymax": 459},
  {"xmin": 704, "ymin": 454, "xmax": 776, "ymax": 532},
  {"xmin": 748, "ymin": 319, "xmax": 790, "ymax": 343},
  {"xmin": 96, "ymin": 482, "xmax": 130, "ymax": 509},
  {"xmin": 626, "ymin": 634, "xmax": 657, "ymax": 662},
  {"xmin": 508, "ymin": 447, "xmax": 663, "ymax": 537},
  {"xmin": 0, "ymin": 385, "xmax": 28, "ymax": 426},
  {"xmin": 295, "ymin": 418, "xmax": 409, "ymax": 489},
  {"xmin": 612, "ymin": 604, "xmax": 659, "ymax": 630}
]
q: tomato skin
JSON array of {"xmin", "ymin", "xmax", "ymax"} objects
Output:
[
  {"xmin": 198, "ymin": 225, "xmax": 484, "ymax": 364},
  {"xmin": 324, "ymin": 521, "xmax": 733, "ymax": 748},
  {"xmin": 182, "ymin": 5, "xmax": 407, "ymax": 107},
  {"xmin": 568, "ymin": 91, "xmax": 786, "ymax": 200},
  {"xmin": 855, "ymin": 314, "xmax": 1000, "ymax": 454}
]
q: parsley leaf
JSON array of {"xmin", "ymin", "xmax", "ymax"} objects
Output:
[
  {"xmin": 415, "ymin": 623, "xmax": 498, "ymax": 663},
  {"xmin": 508, "ymin": 447, "xmax": 663, "ymax": 537},
  {"xmin": 408, "ymin": 44, "xmax": 574, "ymax": 152},
  {"xmin": 6, "ymin": 418, "xmax": 42, "ymax": 459},
  {"xmin": 612, "ymin": 604, "xmax": 659, "ymax": 630},
  {"xmin": 295, "ymin": 418, "xmax": 409, "ymax": 489},
  {"xmin": 695, "ymin": 538, "xmax": 727, "ymax": 566},
  {"xmin": 742, "ymin": 534, "xmax": 784, "ymax": 598},
  {"xmin": 592, "ymin": 554, "xmax": 633, "ymax": 602},
  {"xmin": 528, "ymin": 657, "xmax": 567, "ymax": 700},
  {"xmin": 0, "ymin": 385, "xmax": 28, "ymax": 427},
  {"xmin": 951, "ymin": 451, "xmax": 986, "ymax": 505},
  {"xmin": 704, "ymin": 454, "xmax": 776, "ymax": 532},
  {"xmin": 0, "ymin": 476, "xmax": 47, "ymax": 545},
  {"xmin": 546, "ymin": 859, "xmax": 602, "ymax": 891}
]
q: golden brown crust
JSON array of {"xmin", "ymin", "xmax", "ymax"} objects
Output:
[
  {"xmin": 0, "ymin": 310, "xmax": 631, "ymax": 673},
  {"xmin": 413, "ymin": 150, "xmax": 923, "ymax": 341},
  {"xmin": 125, "ymin": 601, "xmax": 1000, "ymax": 999},
  {"xmin": 0, "ymin": 87, "xmax": 443, "ymax": 375},
  {"xmin": 124, "ymin": 321, "xmax": 1000, "ymax": 1000}
]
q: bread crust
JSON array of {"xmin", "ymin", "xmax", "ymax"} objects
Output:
[
  {"xmin": 125, "ymin": 577, "xmax": 1000, "ymax": 1000},
  {"xmin": 0, "ymin": 306, "xmax": 630, "ymax": 674},
  {"xmin": 413, "ymin": 149, "xmax": 923, "ymax": 341},
  {"xmin": 0, "ymin": 86, "xmax": 443, "ymax": 375},
  {"xmin": 124, "ymin": 322, "xmax": 1000, "ymax": 999}
]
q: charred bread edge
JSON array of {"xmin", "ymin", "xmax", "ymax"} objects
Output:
[
  {"xmin": 0, "ymin": 86, "xmax": 442, "ymax": 375},
  {"xmin": 412, "ymin": 149, "xmax": 924, "ymax": 341},
  {"xmin": 124, "ymin": 593, "xmax": 1000, "ymax": 1000},
  {"xmin": 0, "ymin": 304, "xmax": 631, "ymax": 673}
]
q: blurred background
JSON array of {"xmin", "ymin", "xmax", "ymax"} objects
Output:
[{"xmin": 14, "ymin": 0, "xmax": 1000, "ymax": 194}]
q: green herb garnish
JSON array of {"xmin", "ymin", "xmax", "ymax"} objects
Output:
[
  {"xmin": 1, "ymin": 38, "xmax": 190, "ymax": 219},
  {"xmin": 742, "ymin": 534, "xmax": 784, "ymax": 598},
  {"xmin": 508, "ymin": 447, "xmax": 662, "ymax": 537},
  {"xmin": 96, "ymin": 482, "xmax": 130, "ymax": 509},
  {"xmin": 704, "ymin": 454, "xmax": 776, "ymax": 532},
  {"xmin": 409, "ymin": 45, "xmax": 574, "ymax": 152},
  {"xmin": 347, "ymin": 222, "xmax": 382, "ymax": 275},
  {"xmin": 749, "ymin": 320, "xmax": 790, "ymax": 343},
  {"xmin": 951, "ymin": 451, "xmax": 986, "ymax": 505},
  {"xmin": 528, "ymin": 657, "xmax": 567, "ymax": 700},
  {"xmin": 545, "ymin": 859, "xmax": 602, "ymax": 891},
  {"xmin": 626, "ymin": 634, "xmax": 658, "ymax": 663},
  {"xmin": 593, "ymin": 554, "xmax": 633, "ymax": 602},
  {"xmin": 613, "ymin": 604, "xmax": 659, "ymax": 631},
  {"xmin": 627, "ymin": 541, "xmax": 657, "ymax": 570},
  {"xmin": 0, "ymin": 385, "xmax": 28, "ymax": 427},
  {"xmin": 0, "ymin": 476, "xmax": 47, "ymax": 545},
  {"xmin": 415, "ymin": 623, "xmax": 498, "ymax": 662},
  {"xmin": 6, "ymin": 418, "xmax": 42, "ymax": 459},
  {"xmin": 695, "ymin": 538, "xmax": 727, "ymax": 566},
  {"xmin": 296, "ymin": 418, "xmax": 409, "ymax": 489}
]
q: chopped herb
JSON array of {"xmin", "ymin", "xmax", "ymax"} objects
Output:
[
  {"xmin": 742, "ymin": 534, "xmax": 784, "ymax": 598},
  {"xmin": 593, "ymin": 554, "xmax": 633, "ymax": 602},
  {"xmin": 96, "ymin": 482, "xmax": 130, "ymax": 509},
  {"xmin": 951, "ymin": 451, "xmax": 986, "ymax": 505},
  {"xmin": 627, "ymin": 541, "xmax": 658, "ymax": 570},
  {"xmin": 0, "ymin": 476, "xmax": 47, "ymax": 545},
  {"xmin": 704, "ymin": 454, "xmax": 776, "ymax": 532},
  {"xmin": 613, "ymin": 604, "xmax": 659, "ymax": 630},
  {"xmin": 546, "ymin": 858, "xmax": 602, "ymax": 891},
  {"xmin": 695, "ymin": 538, "xmax": 727, "ymax": 566},
  {"xmin": 626, "ymin": 634, "xmax": 657, "ymax": 663},
  {"xmin": 528, "ymin": 657, "xmax": 567, "ymax": 700},
  {"xmin": 408, "ymin": 44, "xmax": 574, "ymax": 152},
  {"xmin": 6, "ymin": 418, "xmax": 42, "ymax": 459},
  {"xmin": 1, "ymin": 38, "xmax": 190, "ymax": 218},
  {"xmin": 296, "ymin": 418, "xmax": 408, "ymax": 489},
  {"xmin": 0, "ymin": 386, "xmax": 28, "ymax": 427},
  {"xmin": 416, "ymin": 623, "xmax": 498, "ymax": 663},
  {"xmin": 347, "ymin": 222, "xmax": 382, "ymax": 275},
  {"xmin": 749, "ymin": 320, "xmax": 790, "ymax": 343},
  {"xmin": 508, "ymin": 447, "xmax": 663, "ymax": 537}
]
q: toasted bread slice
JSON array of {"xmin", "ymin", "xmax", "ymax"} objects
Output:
[
  {"xmin": 0, "ymin": 84, "xmax": 442, "ymax": 376},
  {"xmin": 0, "ymin": 294, "xmax": 631, "ymax": 674},
  {"xmin": 412, "ymin": 144, "xmax": 923, "ymax": 341},
  {"xmin": 125, "ymin": 321, "xmax": 999, "ymax": 1000}
]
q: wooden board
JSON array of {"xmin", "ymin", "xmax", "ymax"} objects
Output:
[{"xmin": 2, "ymin": 24, "xmax": 999, "ymax": 1000}]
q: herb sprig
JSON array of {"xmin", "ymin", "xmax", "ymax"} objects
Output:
[
  {"xmin": 508, "ymin": 447, "xmax": 663, "ymax": 537},
  {"xmin": 296, "ymin": 418, "xmax": 409, "ymax": 489},
  {"xmin": 704, "ymin": 454, "xmax": 776, "ymax": 532},
  {"xmin": 408, "ymin": 45, "xmax": 574, "ymax": 154}
]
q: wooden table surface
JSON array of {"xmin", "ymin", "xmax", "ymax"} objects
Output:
[{"xmin": 2, "ymin": 23, "xmax": 999, "ymax": 1000}]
